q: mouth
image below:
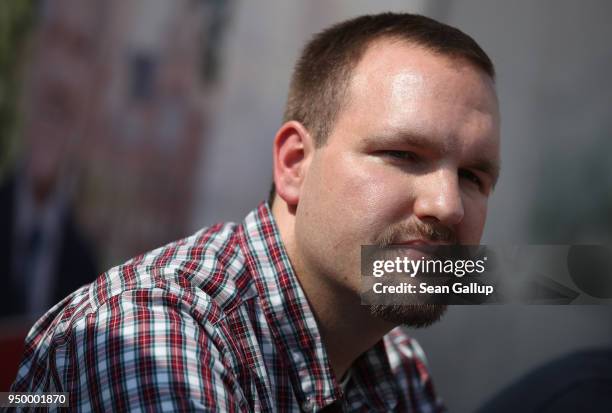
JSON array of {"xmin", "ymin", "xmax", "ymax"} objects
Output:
[
  {"xmin": 393, "ymin": 240, "xmax": 430, "ymax": 246},
  {"xmin": 391, "ymin": 239, "xmax": 452, "ymax": 247},
  {"xmin": 388, "ymin": 240, "xmax": 451, "ymax": 260}
]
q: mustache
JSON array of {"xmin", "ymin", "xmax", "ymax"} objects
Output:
[{"xmin": 375, "ymin": 220, "xmax": 456, "ymax": 247}]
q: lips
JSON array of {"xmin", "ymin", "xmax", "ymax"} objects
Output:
[
  {"xmin": 393, "ymin": 239, "xmax": 434, "ymax": 246},
  {"xmin": 389, "ymin": 241, "xmax": 446, "ymax": 260}
]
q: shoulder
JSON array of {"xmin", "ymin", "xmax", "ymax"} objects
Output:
[
  {"xmin": 12, "ymin": 222, "xmax": 256, "ymax": 410},
  {"xmin": 41, "ymin": 221, "xmax": 250, "ymax": 336},
  {"xmin": 61, "ymin": 219, "xmax": 258, "ymax": 336},
  {"xmin": 92, "ymin": 220, "xmax": 255, "ymax": 320}
]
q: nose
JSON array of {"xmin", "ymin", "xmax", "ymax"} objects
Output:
[{"xmin": 412, "ymin": 168, "xmax": 464, "ymax": 226}]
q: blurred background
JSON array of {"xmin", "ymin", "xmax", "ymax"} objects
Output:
[{"xmin": 0, "ymin": 0, "xmax": 611, "ymax": 410}]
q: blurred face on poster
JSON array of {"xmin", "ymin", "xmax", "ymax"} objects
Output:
[{"xmin": 22, "ymin": 2, "xmax": 97, "ymax": 200}]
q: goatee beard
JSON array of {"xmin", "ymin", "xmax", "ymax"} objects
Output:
[{"xmin": 368, "ymin": 303, "xmax": 447, "ymax": 328}]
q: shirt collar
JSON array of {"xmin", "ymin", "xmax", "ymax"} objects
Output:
[
  {"xmin": 238, "ymin": 202, "xmax": 341, "ymax": 409},
  {"xmin": 350, "ymin": 339, "xmax": 400, "ymax": 411},
  {"xmin": 238, "ymin": 202, "xmax": 400, "ymax": 411}
]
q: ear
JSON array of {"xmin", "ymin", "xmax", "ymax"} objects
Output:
[{"xmin": 272, "ymin": 121, "xmax": 315, "ymax": 207}]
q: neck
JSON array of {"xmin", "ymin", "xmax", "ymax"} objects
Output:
[
  {"xmin": 298, "ymin": 272, "xmax": 395, "ymax": 379},
  {"xmin": 272, "ymin": 200, "xmax": 395, "ymax": 379}
]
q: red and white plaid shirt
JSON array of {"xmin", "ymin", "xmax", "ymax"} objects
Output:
[{"xmin": 11, "ymin": 203, "xmax": 445, "ymax": 412}]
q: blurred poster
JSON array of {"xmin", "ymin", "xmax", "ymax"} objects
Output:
[{"xmin": 0, "ymin": 0, "xmax": 233, "ymax": 317}]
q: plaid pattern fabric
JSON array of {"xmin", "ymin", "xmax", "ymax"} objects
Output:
[{"xmin": 11, "ymin": 202, "xmax": 445, "ymax": 412}]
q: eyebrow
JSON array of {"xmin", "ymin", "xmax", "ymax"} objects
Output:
[
  {"xmin": 366, "ymin": 131, "xmax": 448, "ymax": 154},
  {"xmin": 365, "ymin": 130, "xmax": 501, "ymax": 187}
]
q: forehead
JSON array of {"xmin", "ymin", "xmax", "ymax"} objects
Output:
[
  {"xmin": 336, "ymin": 38, "xmax": 500, "ymax": 153},
  {"xmin": 348, "ymin": 38, "xmax": 497, "ymax": 116}
]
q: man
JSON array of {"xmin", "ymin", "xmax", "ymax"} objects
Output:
[{"xmin": 12, "ymin": 13, "xmax": 500, "ymax": 412}]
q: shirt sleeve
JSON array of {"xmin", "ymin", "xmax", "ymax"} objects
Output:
[{"xmin": 21, "ymin": 289, "xmax": 249, "ymax": 412}]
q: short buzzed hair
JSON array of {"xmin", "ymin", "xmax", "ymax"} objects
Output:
[{"xmin": 270, "ymin": 12, "xmax": 494, "ymax": 204}]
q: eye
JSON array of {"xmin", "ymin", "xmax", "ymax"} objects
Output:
[
  {"xmin": 459, "ymin": 169, "xmax": 482, "ymax": 188},
  {"xmin": 380, "ymin": 150, "xmax": 420, "ymax": 162}
]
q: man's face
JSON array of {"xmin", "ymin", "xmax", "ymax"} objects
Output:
[{"xmin": 293, "ymin": 39, "xmax": 500, "ymax": 325}]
